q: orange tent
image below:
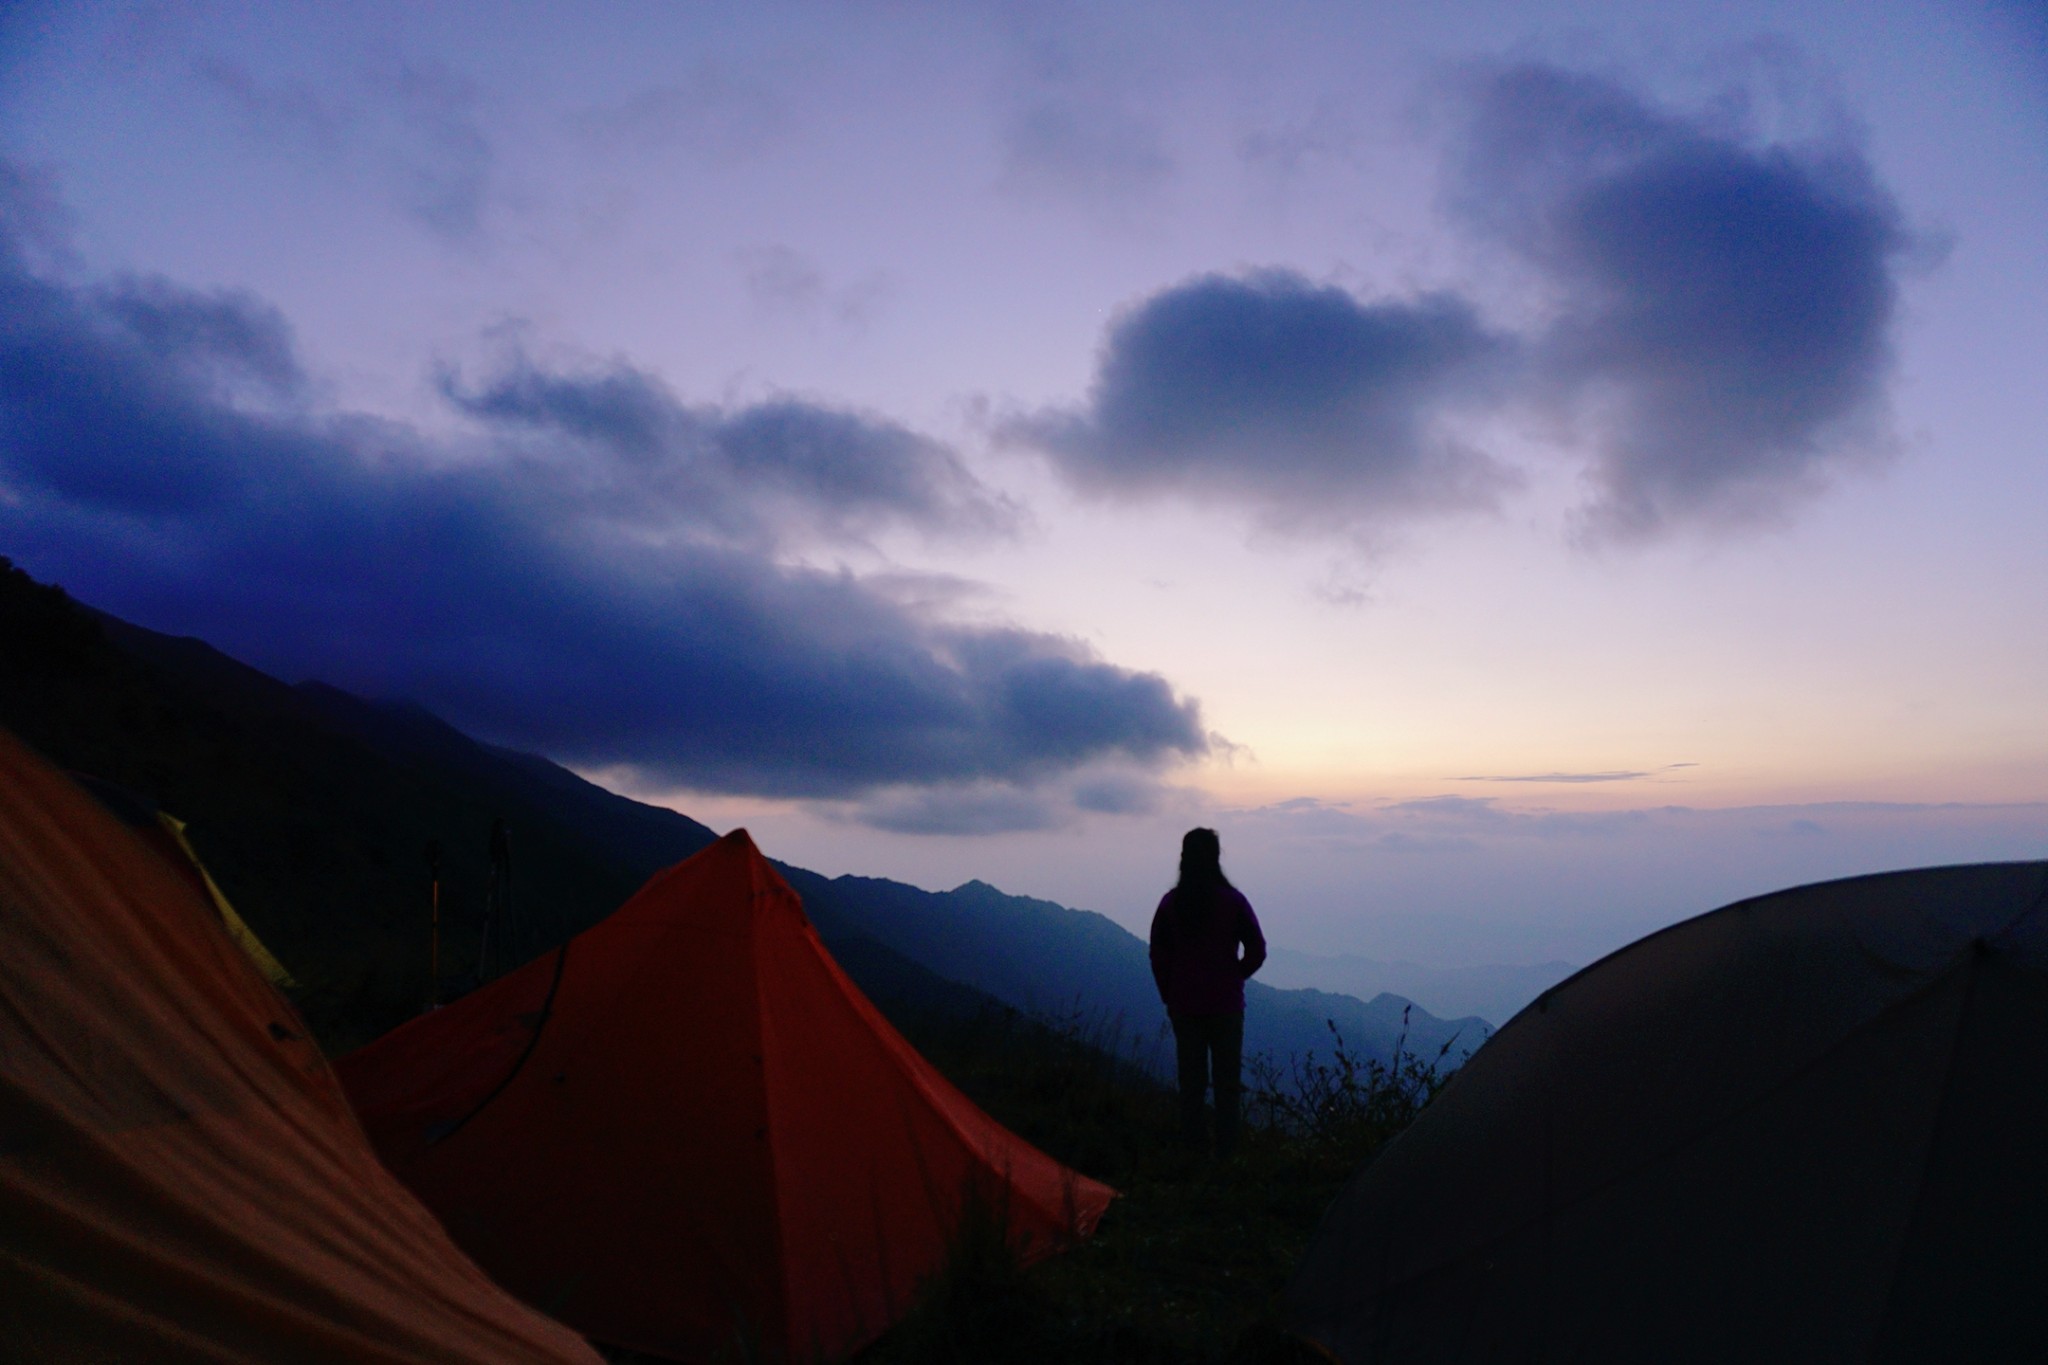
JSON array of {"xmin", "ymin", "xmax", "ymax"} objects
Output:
[
  {"xmin": 338, "ymin": 829, "xmax": 1115, "ymax": 1362},
  {"xmin": 0, "ymin": 726, "xmax": 600, "ymax": 1364}
]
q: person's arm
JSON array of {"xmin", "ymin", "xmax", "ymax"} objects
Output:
[
  {"xmin": 1236, "ymin": 893, "xmax": 1267, "ymax": 980},
  {"xmin": 1148, "ymin": 894, "xmax": 1173, "ymax": 1000}
]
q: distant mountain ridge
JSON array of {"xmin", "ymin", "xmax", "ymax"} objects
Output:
[
  {"xmin": 794, "ymin": 872, "xmax": 1486, "ymax": 1075},
  {"xmin": 0, "ymin": 557, "xmax": 1486, "ymax": 1072},
  {"xmin": 1261, "ymin": 947, "xmax": 1579, "ymax": 1029}
]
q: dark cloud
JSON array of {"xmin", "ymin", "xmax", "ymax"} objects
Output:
[
  {"xmin": 1071, "ymin": 771, "xmax": 1164, "ymax": 815},
  {"xmin": 841, "ymin": 763, "xmax": 1171, "ymax": 835},
  {"xmin": 719, "ymin": 401, "xmax": 998, "ymax": 532},
  {"xmin": 1012, "ymin": 64, "xmax": 1911, "ymax": 544},
  {"xmin": 0, "ymin": 263, "xmax": 281, "ymax": 515},
  {"xmin": 1002, "ymin": 270, "xmax": 1518, "ymax": 527},
  {"xmin": 846, "ymin": 785, "xmax": 1063, "ymax": 837},
  {"xmin": 442, "ymin": 350, "xmax": 675, "ymax": 457},
  {"xmin": 0, "ymin": 218, "xmax": 1205, "ymax": 801},
  {"xmin": 1452, "ymin": 63, "xmax": 1910, "ymax": 538},
  {"xmin": 97, "ymin": 276, "xmax": 305, "ymax": 400},
  {"xmin": 438, "ymin": 350, "xmax": 1017, "ymax": 546}
]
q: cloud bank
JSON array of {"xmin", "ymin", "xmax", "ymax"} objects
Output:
[
  {"xmin": 1010, "ymin": 62, "xmax": 1912, "ymax": 541},
  {"xmin": 1452, "ymin": 63, "xmax": 1909, "ymax": 539},
  {"xmin": 1003, "ymin": 271, "xmax": 1518, "ymax": 529},
  {"xmin": 0, "ymin": 193, "xmax": 1205, "ymax": 805},
  {"xmin": 435, "ymin": 349, "xmax": 1016, "ymax": 550},
  {"xmin": 1221, "ymin": 794, "xmax": 2048, "ymax": 965}
]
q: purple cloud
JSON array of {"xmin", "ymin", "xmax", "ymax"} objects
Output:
[
  {"xmin": 1451, "ymin": 63, "xmax": 1911, "ymax": 538},
  {"xmin": 1003, "ymin": 270, "xmax": 1518, "ymax": 528},
  {"xmin": 0, "ymin": 190, "xmax": 1205, "ymax": 801}
]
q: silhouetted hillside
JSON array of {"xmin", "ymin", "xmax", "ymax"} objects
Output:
[
  {"xmin": 0, "ymin": 557, "xmax": 984, "ymax": 1051},
  {"xmin": 0, "ymin": 556, "xmax": 1486, "ymax": 1072}
]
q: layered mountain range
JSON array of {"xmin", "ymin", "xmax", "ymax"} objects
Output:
[{"xmin": 0, "ymin": 557, "xmax": 1486, "ymax": 1074}]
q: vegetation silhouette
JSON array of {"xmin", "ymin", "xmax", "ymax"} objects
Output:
[{"xmin": 850, "ymin": 1005, "xmax": 1446, "ymax": 1364}]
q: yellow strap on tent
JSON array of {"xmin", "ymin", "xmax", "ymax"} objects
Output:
[{"xmin": 156, "ymin": 812, "xmax": 298, "ymax": 989}]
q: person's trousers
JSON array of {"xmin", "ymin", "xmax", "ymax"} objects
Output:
[{"xmin": 1171, "ymin": 1010, "xmax": 1244, "ymax": 1155}]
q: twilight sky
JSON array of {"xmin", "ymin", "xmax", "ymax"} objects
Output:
[{"xmin": 2, "ymin": 1, "xmax": 2044, "ymax": 971}]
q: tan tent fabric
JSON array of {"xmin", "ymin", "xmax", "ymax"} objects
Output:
[
  {"xmin": 1285, "ymin": 861, "xmax": 2048, "ymax": 1364},
  {"xmin": 0, "ymin": 725, "xmax": 602, "ymax": 1364}
]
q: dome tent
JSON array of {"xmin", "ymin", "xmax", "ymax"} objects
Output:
[
  {"xmin": 338, "ymin": 829, "xmax": 1114, "ymax": 1363},
  {"xmin": 0, "ymin": 725, "xmax": 598, "ymax": 1364},
  {"xmin": 1284, "ymin": 861, "xmax": 2048, "ymax": 1363}
]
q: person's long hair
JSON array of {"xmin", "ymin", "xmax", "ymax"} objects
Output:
[{"xmin": 1172, "ymin": 827, "xmax": 1232, "ymax": 932}]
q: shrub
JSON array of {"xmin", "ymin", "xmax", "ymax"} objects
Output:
[
  {"xmin": 857, "ymin": 1003, "xmax": 1458, "ymax": 1363},
  {"xmin": 1245, "ymin": 1007, "xmax": 1453, "ymax": 1177}
]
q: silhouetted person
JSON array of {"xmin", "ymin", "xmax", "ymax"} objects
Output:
[{"xmin": 1149, "ymin": 827, "xmax": 1266, "ymax": 1156}]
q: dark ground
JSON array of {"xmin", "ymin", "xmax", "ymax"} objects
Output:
[{"xmin": 845, "ymin": 1006, "xmax": 1440, "ymax": 1365}]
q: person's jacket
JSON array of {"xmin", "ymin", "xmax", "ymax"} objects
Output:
[{"xmin": 1148, "ymin": 885, "xmax": 1266, "ymax": 1016}]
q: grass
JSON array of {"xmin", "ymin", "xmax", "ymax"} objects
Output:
[{"xmin": 853, "ymin": 1004, "xmax": 1450, "ymax": 1364}]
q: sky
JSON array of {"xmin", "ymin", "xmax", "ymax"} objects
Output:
[{"xmin": 2, "ymin": 1, "xmax": 2044, "ymax": 971}]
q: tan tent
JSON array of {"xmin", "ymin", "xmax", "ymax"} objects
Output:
[
  {"xmin": 0, "ymin": 725, "xmax": 601, "ymax": 1364},
  {"xmin": 1285, "ymin": 862, "xmax": 2048, "ymax": 1363}
]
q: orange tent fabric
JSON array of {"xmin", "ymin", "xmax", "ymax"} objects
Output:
[
  {"xmin": 0, "ymin": 726, "xmax": 601, "ymax": 1363},
  {"xmin": 338, "ymin": 829, "xmax": 1115, "ymax": 1362}
]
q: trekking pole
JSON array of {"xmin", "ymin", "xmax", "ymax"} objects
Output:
[{"xmin": 426, "ymin": 840, "xmax": 443, "ymax": 1009}]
